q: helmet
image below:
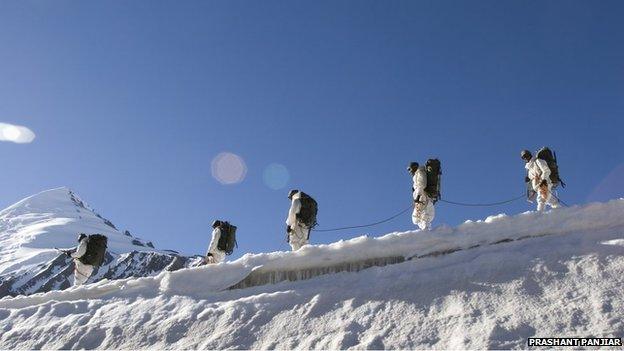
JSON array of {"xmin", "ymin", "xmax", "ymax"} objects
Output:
[
  {"xmin": 288, "ymin": 189, "xmax": 299, "ymax": 199},
  {"xmin": 211, "ymin": 220, "xmax": 222, "ymax": 228},
  {"xmin": 407, "ymin": 162, "xmax": 419, "ymax": 173},
  {"xmin": 520, "ymin": 150, "xmax": 532, "ymax": 160},
  {"xmin": 77, "ymin": 233, "xmax": 87, "ymax": 242}
]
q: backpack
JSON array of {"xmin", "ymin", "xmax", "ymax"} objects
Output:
[
  {"xmin": 78, "ymin": 234, "xmax": 108, "ymax": 267},
  {"xmin": 424, "ymin": 159, "xmax": 442, "ymax": 202},
  {"xmin": 217, "ymin": 222, "xmax": 237, "ymax": 255},
  {"xmin": 536, "ymin": 147, "xmax": 565, "ymax": 188},
  {"xmin": 296, "ymin": 192, "xmax": 318, "ymax": 230}
]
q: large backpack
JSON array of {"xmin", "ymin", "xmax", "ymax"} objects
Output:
[
  {"xmin": 296, "ymin": 192, "xmax": 318, "ymax": 230},
  {"xmin": 424, "ymin": 159, "xmax": 442, "ymax": 202},
  {"xmin": 78, "ymin": 234, "xmax": 108, "ymax": 267},
  {"xmin": 217, "ymin": 222, "xmax": 238, "ymax": 256},
  {"xmin": 536, "ymin": 147, "xmax": 565, "ymax": 188}
]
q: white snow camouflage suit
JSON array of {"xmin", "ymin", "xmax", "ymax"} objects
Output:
[
  {"xmin": 205, "ymin": 227, "xmax": 226, "ymax": 264},
  {"xmin": 412, "ymin": 165, "xmax": 435, "ymax": 230},
  {"xmin": 70, "ymin": 237, "xmax": 94, "ymax": 286},
  {"xmin": 525, "ymin": 157, "xmax": 559, "ymax": 211},
  {"xmin": 286, "ymin": 192, "xmax": 310, "ymax": 251}
]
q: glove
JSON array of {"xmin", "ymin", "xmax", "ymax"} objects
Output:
[
  {"xmin": 525, "ymin": 176, "xmax": 530, "ymax": 183},
  {"xmin": 206, "ymin": 253, "xmax": 213, "ymax": 257},
  {"xmin": 286, "ymin": 225, "xmax": 292, "ymax": 234},
  {"xmin": 414, "ymin": 194, "xmax": 421, "ymax": 204}
]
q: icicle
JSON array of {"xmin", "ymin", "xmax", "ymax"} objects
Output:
[{"xmin": 228, "ymin": 256, "xmax": 405, "ymax": 290}]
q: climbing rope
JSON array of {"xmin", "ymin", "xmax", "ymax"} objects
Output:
[
  {"xmin": 314, "ymin": 193, "xmax": 526, "ymax": 232},
  {"xmin": 314, "ymin": 190, "xmax": 571, "ymax": 233},
  {"xmin": 313, "ymin": 204, "xmax": 413, "ymax": 232},
  {"xmin": 550, "ymin": 191, "xmax": 570, "ymax": 207},
  {"xmin": 439, "ymin": 193, "xmax": 526, "ymax": 207}
]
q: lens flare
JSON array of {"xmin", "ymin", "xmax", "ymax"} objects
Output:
[
  {"xmin": 263, "ymin": 163, "xmax": 290, "ymax": 190},
  {"xmin": 211, "ymin": 152, "xmax": 247, "ymax": 185}
]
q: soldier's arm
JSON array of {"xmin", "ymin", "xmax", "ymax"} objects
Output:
[
  {"xmin": 537, "ymin": 159, "xmax": 551, "ymax": 181},
  {"xmin": 414, "ymin": 169, "xmax": 427, "ymax": 199},
  {"xmin": 207, "ymin": 228, "xmax": 221, "ymax": 255},
  {"xmin": 286, "ymin": 199, "xmax": 301, "ymax": 226},
  {"xmin": 70, "ymin": 240, "xmax": 88, "ymax": 259}
]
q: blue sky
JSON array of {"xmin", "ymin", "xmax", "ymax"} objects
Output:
[{"xmin": 1, "ymin": 1, "xmax": 623, "ymax": 258}]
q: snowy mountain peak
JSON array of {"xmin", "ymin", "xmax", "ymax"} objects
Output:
[
  {"xmin": 0, "ymin": 187, "xmax": 154, "ymax": 276},
  {"xmin": 1, "ymin": 187, "xmax": 113, "ymax": 228},
  {"xmin": 0, "ymin": 188, "xmax": 203, "ymax": 298}
]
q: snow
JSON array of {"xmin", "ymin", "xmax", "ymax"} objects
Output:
[
  {"xmin": 0, "ymin": 187, "xmax": 159, "ymax": 277},
  {"xmin": 0, "ymin": 199, "xmax": 623, "ymax": 349},
  {"xmin": 603, "ymin": 239, "xmax": 624, "ymax": 247}
]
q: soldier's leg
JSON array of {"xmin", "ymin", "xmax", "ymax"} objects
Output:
[
  {"xmin": 302, "ymin": 227, "xmax": 310, "ymax": 246},
  {"xmin": 74, "ymin": 261, "xmax": 93, "ymax": 286},
  {"xmin": 536, "ymin": 180, "xmax": 549, "ymax": 211},
  {"xmin": 289, "ymin": 240, "xmax": 302, "ymax": 251},
  {"xmin": 536, "ymin": 198, "xmax": 546, "ymax": 211},
  {"xmin": 547, "ymin": 185, "xmax": 560, "ymax": 209},
  {"xmin": 212, "ymin": 251, "xmax": 226, "ymax": 264},
  {"xmin": 417, "ymin": 198, "xmax": 435, "ymax": 230},
  {"xmin": 424, "ymin": 200, "xmax": 435, "ymax": 230},
  {"xmin": 290, "ymin": 225, "xmax": 309, "ymax": 250},
  {"xmin": 414, "ymin": 202, "xmax": 427, "ymax": 229},
  {"xmin": 288, "ymin": 227, "xmax": 302, "ymax": 251}
]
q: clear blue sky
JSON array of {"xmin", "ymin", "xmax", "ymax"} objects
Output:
[{"xmin": 1, "ymin": 1, "xmax": 623, "ymax": 258}]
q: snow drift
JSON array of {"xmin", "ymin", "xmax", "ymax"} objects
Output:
[{"xmin": 0, "ymin": 199, "xmax": 623, "ymax": 349}]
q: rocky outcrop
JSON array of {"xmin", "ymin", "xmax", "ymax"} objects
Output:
[{"xmin": 0, "ymin": 251, "xmax": 203, "ymax": 299}]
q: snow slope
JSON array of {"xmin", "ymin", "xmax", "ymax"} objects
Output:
[{"xmin": 1, "ymin": 200, "xmax": 623, "ymax": 349}]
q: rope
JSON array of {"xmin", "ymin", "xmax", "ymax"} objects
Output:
[
  {"xmin": 550, "ymin": 192, "xmax": 570, "ymax": 207},
  {"xmin": 314, "ymin": 204, "xmax": 413, "ymax": 232},
  {"xmin": 313, "ymin": 190, "xmax": 569, "ymax": 233},
  {"xmin": 74, "ymin": 264, "xmax": 91, "ymax": 279},
  {"xmin": 439, "ymin": 193, "xmax": 526, "ymax": 207}
]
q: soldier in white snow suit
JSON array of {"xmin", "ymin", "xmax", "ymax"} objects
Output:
[
  {"xmin": 408, "ymin": 162, "xmax": 435, "ymax": 230},
  {"xmin": 286, "ymin": 189, "xmax": 310, "ymax": 251},
  {"xmin": 205, "ymin": 220, "xmax": 226, "ymax": 264},
  {"xmin": 69, "ymin": 233, "xmax": 94, "ymax": 286},
  {"xmin": 521, "ymin": 150, "xmax": 559, "ymax": 211}
]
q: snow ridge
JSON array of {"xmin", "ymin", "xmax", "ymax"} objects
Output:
[
  {"xmin": 225, "ymin": 199, "xmax": 624, "ymax": 291},
  {"xmin": 0, "ymin": 199, "xmax": 623, "ymax": 349}
]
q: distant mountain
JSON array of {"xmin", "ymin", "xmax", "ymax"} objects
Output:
[{"xmin": 0, "ymin": 187, "xmax": 202, "ymax": 298}]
